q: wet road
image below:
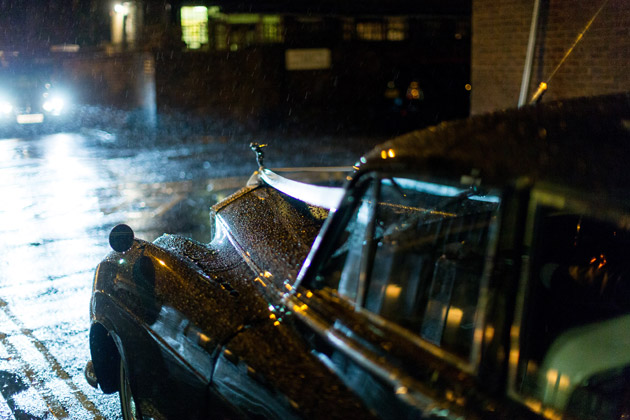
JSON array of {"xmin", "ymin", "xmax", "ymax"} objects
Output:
[
  {"xmin": 0, "ymin": 131, "xmax": 245, "ymax": 419},
  {"xmin": 0, "ymin": 128, "xmax": 382, "ymax": 419}
]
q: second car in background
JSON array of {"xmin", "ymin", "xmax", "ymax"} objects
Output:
[{"xmin": 0, "ymin": 64, "xmax": 71, "ymax": 128}]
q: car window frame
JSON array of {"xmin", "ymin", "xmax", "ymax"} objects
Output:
[
  {"xmin": 293, "ymin": 173, "xmax": 375, "ymax": 292},
  {"xmin": 299, "ymin": 170, "xmax": 504, "ymax": 374},
  {"xmin": 507, "ymin": 184, "xmax": 630, "ymax": 417}
]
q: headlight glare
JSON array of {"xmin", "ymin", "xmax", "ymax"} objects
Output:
[
  {"xmin": 43, "ymin": 96, "xmax": 65, "ymax": 114},
  {"xmin": 0, "ymin": 99, "xmax": 12, "ymax": 115}
]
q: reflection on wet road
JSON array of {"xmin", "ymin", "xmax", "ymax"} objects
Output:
[{"xmin": 0, "ymin": 132, "xmax": 249, "ymax": 419}]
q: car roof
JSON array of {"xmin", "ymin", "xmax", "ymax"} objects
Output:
[{"xmin": 357, "ymin": 92, "xmax": 630, "ymax": 202}]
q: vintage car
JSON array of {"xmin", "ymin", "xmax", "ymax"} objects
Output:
[{"xmin": 86, "ymin": 92, "xmax": 630, "ymax": 420}]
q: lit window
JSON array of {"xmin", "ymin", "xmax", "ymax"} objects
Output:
[
  {"xmin": 356, "ymin": 21, "xmax": 384, "ymax": 41},
  {"xmin": 225, "ymin": 14, "xmax": 262, "ymax": 51},
  {"xmin": 181, "ymin": 6, "xmax": 208, "ymax": 49},
  {"xmin": 262, "ymin": 15, "xmax": 283, "ymax": 43},
  {"xmin": 387, "ymin": 17, "xmax": 408, "ymax": 41}
]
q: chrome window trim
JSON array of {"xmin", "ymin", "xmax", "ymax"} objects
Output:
[
  {"xmin": 346, "ymin": 301, "xmax": 484, "ymax": 374},
  {"xmin": 283, "ymin": 291, "xmax": 450, "ymax": 417},
  {"xmin": 507, "ymin": 188, "xmax": 576, "ymax": 417},
  {"xmin": 259, "ymin": 168, "xmax": 347, "ymax": 210},
  {"xmin": 293, "ymin": 173, "xmax": 374, "ymax": 291}
]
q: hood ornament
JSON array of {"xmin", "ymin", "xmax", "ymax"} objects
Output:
[{"xmin": 250, "ymin": 142, "xmax": 267, "ymax": 167}]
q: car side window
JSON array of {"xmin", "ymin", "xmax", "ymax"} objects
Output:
[
  {"xmin": 511, "ymin": 203, "xmax": 630, "ymax": 419},
  {"xmin": 317, "ymin": 175, "xmax": 501, "ymax": 360},
  {"xmin": 314, "ymin": 179, "xmax": 376, "ymax": 302}
]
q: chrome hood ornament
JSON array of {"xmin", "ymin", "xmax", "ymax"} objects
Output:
[{"xmin": 249, "ymin": 142, "xmax": 267, "ymax": 168}]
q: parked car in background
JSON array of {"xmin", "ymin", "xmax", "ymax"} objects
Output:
[
  {"xmin": 86, "ymin": 92, "xmax": 630, "ymax": 419},
  {"xmin": 0, "ymin": 61, "xmax": 71, "ymax": 129}
]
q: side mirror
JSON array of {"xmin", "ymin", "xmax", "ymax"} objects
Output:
[{"xmin": 109, "ymin": 224, "xmax": 135, "ymax": 252}]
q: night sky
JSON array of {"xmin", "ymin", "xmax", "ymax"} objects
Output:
[{"xmin": 0, "ymin": 0, "xmax": 110, "ymax": 52}]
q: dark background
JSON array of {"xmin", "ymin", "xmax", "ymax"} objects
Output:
[{"xmin": 0, "ymin": 0, "xmax": 472, "ymax": 136}]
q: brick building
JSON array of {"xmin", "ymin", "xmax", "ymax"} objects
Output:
[{"xmin": 471, "ymin": 0, "xmax": 630, "ymax": 114}]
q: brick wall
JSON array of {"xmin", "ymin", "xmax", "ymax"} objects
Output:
[{"xmin": 471, "ymin": 0, "xmax": 630, "ymax": 114}]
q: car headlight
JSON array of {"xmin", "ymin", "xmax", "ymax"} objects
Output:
[
  {"xmin": 0, "ymin": 99, "xmax": 12, "ymax": 115},
  {"xmin": 43, "ymin": 96, "xmax": 65, "ymax": 114}
]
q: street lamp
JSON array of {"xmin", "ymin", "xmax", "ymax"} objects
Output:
[
  {"xmin": 112, "ymin": 2, "xmax": 132, "ymax": 48},
  {"xmin": 114, "ymin": 3, "xmax": 130, "ymax": 16}
]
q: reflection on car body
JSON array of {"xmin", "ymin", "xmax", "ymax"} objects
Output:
[{"xmin": 86, "ymin": 92, "xmax": 630, "ymax": 419}]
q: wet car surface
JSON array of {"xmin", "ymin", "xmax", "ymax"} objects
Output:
[{"xmin": 87, "ymin": 92, "xmax": 630, "ymax": 419}]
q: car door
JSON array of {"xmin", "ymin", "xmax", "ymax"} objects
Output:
[
  {"xmin": 112, "ymin": 241, "xmax": 238, "ymax": 419},
  {"xmin": 291, "ymin": 172, "xmax": 511, "ymax": 419},
  {"xmin": 110, "ymin": 228, "xmax": 263, "ymax": 419},
  {"xmin": 506, "ymin": 187, "xmax": 630, "ymax": 420}
]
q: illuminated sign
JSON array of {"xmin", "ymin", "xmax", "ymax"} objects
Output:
[{"xmin": 285, "ymin": 49, "xmax": 331, "ymax": 71}]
